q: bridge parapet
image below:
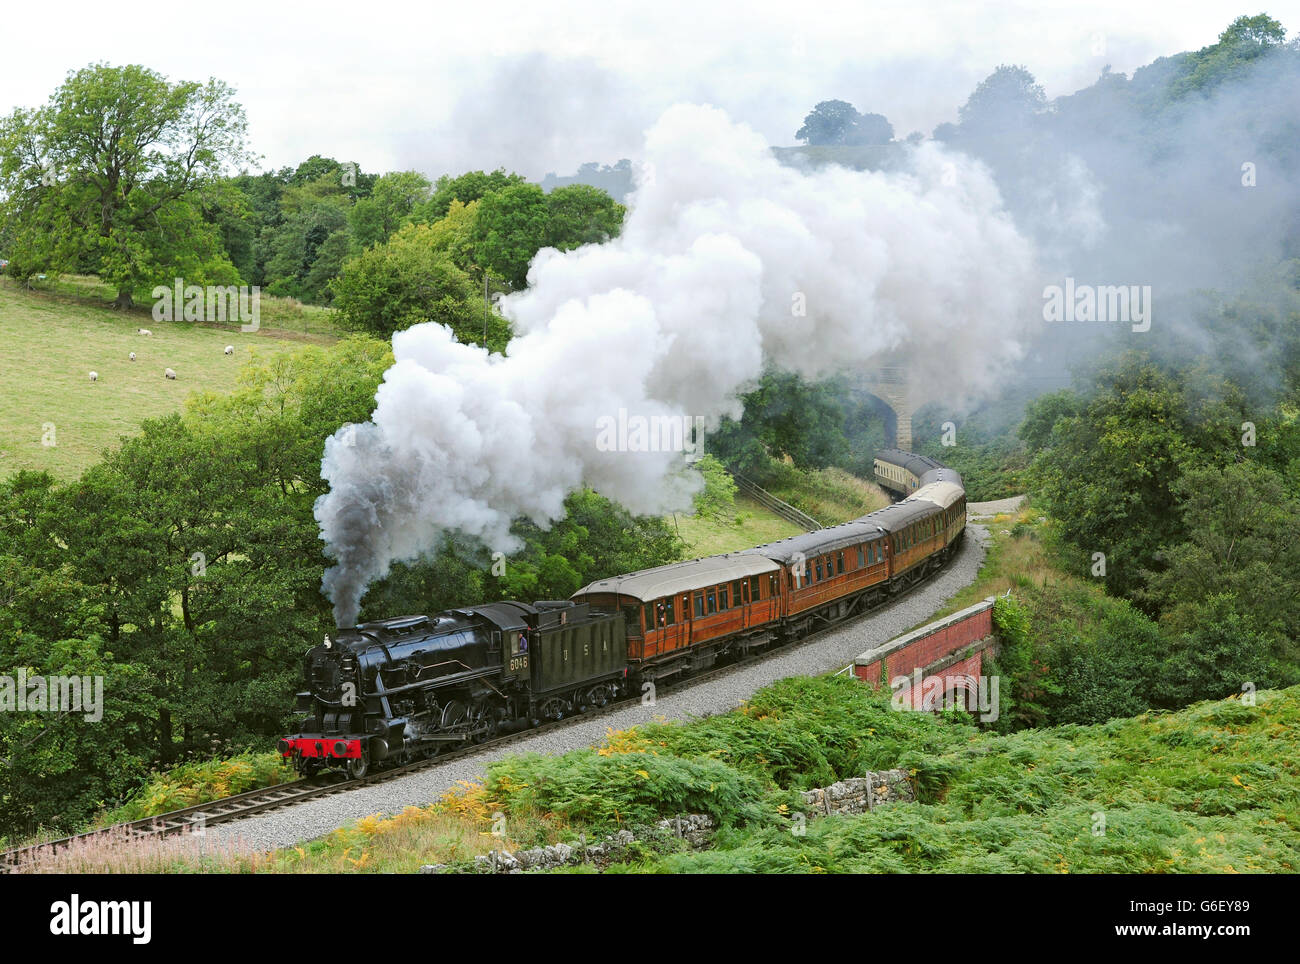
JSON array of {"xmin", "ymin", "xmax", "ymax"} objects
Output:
[{"xmin": 851, "ymin": 596, "xmax": 1000, "ymax": 717}]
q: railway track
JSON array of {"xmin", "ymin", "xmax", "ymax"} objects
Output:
[{"xmin": 2, "ymin": 535, "xmax": 970, "ymax": 872}]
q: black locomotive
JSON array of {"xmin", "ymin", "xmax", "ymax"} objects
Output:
[{"xmin": 280, "ymin": 600, "xmax": 626, "ymax": 777}]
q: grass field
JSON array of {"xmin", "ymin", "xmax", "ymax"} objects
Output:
[{"xmin": 0, "ymin": 277, "xmax": 342, "ymax": 479}]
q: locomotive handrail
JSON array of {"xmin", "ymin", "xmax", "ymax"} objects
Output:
[{"xmin": 369, "ymin": 661, "xmax": 496, "ymax": 697}]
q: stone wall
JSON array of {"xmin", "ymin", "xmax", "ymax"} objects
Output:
[
  {"xmin": 421, "ymin": 813, "xmax": 715, "ymax": 874},
  {"xmin": 802, "ymin": 768, "xmax": 914, "ymax": 816}
]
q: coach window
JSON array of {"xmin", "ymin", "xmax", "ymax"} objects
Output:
[
  {"xmin": 643, "ymin": 603, "xmax": 653, "ymax": 630},
  {"xmin": 733, "ymin": 580, "xmax": 744, "ymax": 605},
  {"xmin": 706, "ymin": 588, "xmax": 717, "ymax": 614},
  {"xmin": 719, "ymin": 584, "xmax": 729, "ymax": 610},
  {"xmin": 837, "ymin": 552, "xmax": 845, "ymax": 575},
  {"xmin": 663, "ymin": 598, "xmax": 675, "ymax": 625},
  {"xmin": 750, "ymin": 576, "xmax": 761, "ymax": 601},
  {"xmin": 815, "ymin": 558, "xmax": 824, "ymax": 581},
  {"xmin": 769, "ymin": 574, "xmax": 779, "ymax": 597},
  {"xmin": 693, "ymin": 592, "xmax": 705, "ymax": 619}
]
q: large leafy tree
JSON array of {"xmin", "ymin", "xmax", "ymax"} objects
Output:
[
  {"xmin": 332, "ymin": 222, "xmax": 509, "ymax": 348},
  {"xmin": 469, "ymin": 182, "xmax": 550, "ymax": 288},
  {"xmin": 544, "ymin": 184, "xmax": 625, "ymax": 250},
  {"xmin": 957, "ymin": 64, "xmax": 1048, "ymax": 134},
  {"xmin": 0, "ymin": 63, "xmax": 251, "ymax": 306},
  {"xmin": 795, "ymin": 100, "xmax": 894, "ymax": 146}
]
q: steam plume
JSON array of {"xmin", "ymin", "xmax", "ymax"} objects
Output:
[{"xmin": 316, "ymin": 104, "xmax": 1037, "ymax": 626}]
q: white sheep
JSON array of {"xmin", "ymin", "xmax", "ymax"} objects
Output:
[
  {"xmin": 129, "ymin": 351, "xmax": 136, "ymax": 361},
  {"xmin": 88, "ymin": 371, "xmax": 98, "ymax": 381},
  {"xmin": 164, "ymin": 368, "xmax": 177, "ymax": 380},
  {"xmin": 137, "ymin": 328, "xmax": 152, "ymax": 336},
  {"xmin": 224, "ymin": 345, "xmax": 234, "ymax": 355}
]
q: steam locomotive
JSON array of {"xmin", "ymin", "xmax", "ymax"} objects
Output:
[{"xmin": 281, "ymin": 450, "xmax": 965, "ymax": 777}]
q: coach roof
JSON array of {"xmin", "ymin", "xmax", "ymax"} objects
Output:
[
  {"xmin": 573, "ymin": 553, "xmax": 781, "ymax": 604},
  {"xmin": 737, "ymin": 520, "xmax": 887, "ymax": 565}
]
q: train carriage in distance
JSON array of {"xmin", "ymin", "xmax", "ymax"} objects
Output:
[{"xmin": 873, "ymin": 448, "xmax": 957, "ymax": 498}]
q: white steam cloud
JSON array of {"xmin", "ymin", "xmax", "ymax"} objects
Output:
[{"xmin": 315, "ymin": 104, "xmax": 1038, "ymax": 626}]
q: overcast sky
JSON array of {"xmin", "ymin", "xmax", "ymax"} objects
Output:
[{"xmin": 3, "ymin": 1, "xmax": 1294, "ymax": 180}]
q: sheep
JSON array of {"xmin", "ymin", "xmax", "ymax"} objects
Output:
[
  {"xmin": 224, "ymin": 345, "xmax": 234, "ymax": 355},
  {"xmin": 164, "ymin": 368, "xmax": 177, "ymax": 380},
  {"xmin": 129, "ymin": 351, "xmax": 136, "ymax": 361},
  {"xmin": 88, "ymin": 371, "xmax": 98, "ymax": 382},
  {"xmin": 137, "ymin": 328, "xmax": 152, "ymax": 336}
]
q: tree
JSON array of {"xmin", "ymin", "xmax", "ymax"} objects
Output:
[
  {"xmin": 795, "ymin": 100, "xmax": 894, "ymax": 146},
  {"xmin": 260, "ymin": 173, "xmax": 351, "ymax": 301},
  {"xmin": 1142, "ymin": 462, "xmax": 1300, "ymax": 644},
  {"xmin": 350, "ymin": 170, "xmax": 432, "ymax": 250},
  {"xmin": 691, "ymin": 455, "xmax": 737, "ymax": 522},
  {"xmin": 0, "ymin": 63, "xmax": 251, "ymax": 306},
  {"xmin": 796, "ymin": 100, "xmax": 860, "ymax": 145},
  {"xmin": 708, "ymin": 371, "xmax": 851, "ymax": 472},
  {"xmin": 1168, "ymin": 14, "xmax": 1289, "ymax": 98},
  {"xmin": 416, "ymin": 168, "xmax": 527, "ymax": 223},
  {"xmin": 958, "ymin": 65, "xmax": 1048, "ymax": 133},
  {"xmin": 544, "ymin": 184, "xmax": 625, "ymax": 250},
  {"xmin": 332, "ymin": 222, "xmax": 509, "ymax": 348},
  {"xmin": 1025, "ymin": 355, "xmax": 1246, "ymax": 600},
  {"xmin": 469, "ymin": 182, "xmax": 550, "ymax": 288}
]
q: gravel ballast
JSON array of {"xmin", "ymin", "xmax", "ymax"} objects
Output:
[{"xmin": 210, "ymin": 523, "xmax": 991, "ymax": 852}]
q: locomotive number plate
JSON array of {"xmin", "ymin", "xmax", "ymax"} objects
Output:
[{"xmin": 510, "ymin": 655, "xmax": 529, "ymax": 673}]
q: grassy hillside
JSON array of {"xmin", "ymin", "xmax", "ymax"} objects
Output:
[
  {"xmin": 0, "ymin": 277, "xmax": 341, "ymax": 479},
  {"xmin": 668, "ymin": 495, "xmax": 806, "ymax": 557},
  {"xmin": 24, "ymin": 676, "xmax": 1298, "ymax": 872},
  {"xmin": 757, "ymin": 465, "xmax": 891, "ymax": 524}
]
